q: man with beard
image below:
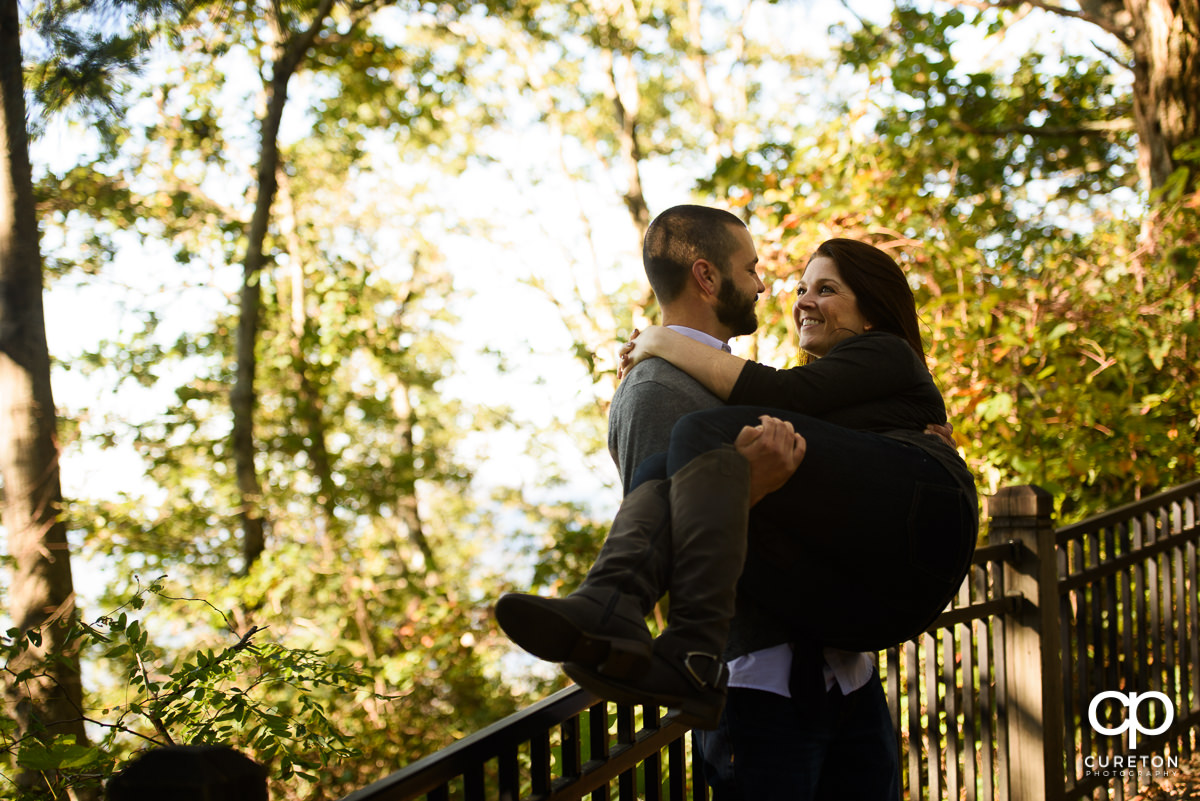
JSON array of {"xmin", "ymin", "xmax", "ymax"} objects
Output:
[
  {"xmin": 608, "ymin": 205, "xmax": 761, "ymax": 489},
  {"xmin": 607, "ymin": 205, "xmax": 901, "ymax": 800}
]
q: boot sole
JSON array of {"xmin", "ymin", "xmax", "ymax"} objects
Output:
[
  {"xmin": 562, "ymin": 663, "xmax": 725, "ymax": 730},
  {"xmin": 495, "ymin": 595, "xmax": 652, "ymax": 676}
]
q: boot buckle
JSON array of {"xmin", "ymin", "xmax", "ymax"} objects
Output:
[{"xmin": 682, "ymin": 651, "xmax": 728, "ymax": 689}]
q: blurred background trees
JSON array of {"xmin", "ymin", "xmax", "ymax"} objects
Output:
[{"xmin": 2, "ymin": 0, "xmax": 1196, "ymax": 796}]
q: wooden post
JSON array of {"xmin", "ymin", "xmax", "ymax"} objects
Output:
[
  {"xmin": 992, "ymin": 484, "xmax": 1065, "ymax": 801},
  {"xmin": 106, "ymin": 746, "xmax": 267, "ymax": 800}
]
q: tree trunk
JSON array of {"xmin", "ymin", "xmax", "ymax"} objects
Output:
[
  {"xmin": 0, "ymin": 0, "xmax": 89, "ymax": 772},
  {"xmin": 391, "ymin": 381, "xmax": 437, "ymax": 572},
  {"xmin": 232, "ymin": 0, "xmax": 335, "ymax": 570},
  {"xmin": 600, "ymin": 46, "xmax": 651, "ymax": 239},
  {"xmin": 1074, "ymin": 0, "xmax": 1200, "ymax": 194},
  {"xmin": 1124, "ymin": 0, "xmax": 1200, "ymax": 194},
  {"xmin": 230, "ymin": 63, "xmax": 284, "ymax": 571},
  {"xmin": 278, "ymin": 173, "xmax": 339, "ymax": 536}
]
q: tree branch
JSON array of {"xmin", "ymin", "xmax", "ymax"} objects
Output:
[
  {"xmin": 279, "ymin": 0, "xmax": 338, "ymax": 78},
  {"xmin": 944, "ymin": 0, "xmax": 1133, "ymax": 44},
  {"xmin": 316, "ymin": 0, "xmax": 389, "ymax": 47},
  {"xmin": 1090, "ymin": 39, "xmax": 1132, "ymax": 69},
  {"xmin": 954, "ymin": 118, "xmax": 1134, "ymax": 137}
]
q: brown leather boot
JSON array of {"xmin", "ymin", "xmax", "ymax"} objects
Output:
[
  {"xmin": 564, "ymin": 446, "xmax": 751, "ymax": 729},
  {"xmin": 495, "ymin": 479, "xmax": 672, "ymax": 677}
]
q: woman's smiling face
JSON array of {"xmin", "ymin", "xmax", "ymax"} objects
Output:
[{"xmin": 793, "ymin": 256, "xmax": 873, "ymax": 358}]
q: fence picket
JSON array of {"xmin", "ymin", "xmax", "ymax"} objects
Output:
[
  {"xmin": 960, "ymin": 580, "xmax": 978, "ymax": 801},
  {"xmin": 906, "ymin": 639, "xmax": 922, "ymax": 797},
  {"xmin": 1188, "ymin": 534, "xmax": 1200, "ymax": 760}
]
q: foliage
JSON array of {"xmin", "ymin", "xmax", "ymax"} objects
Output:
[
  {"xmin": 24, "ymin": 0, "xmax": 549, "ymax": 794},
  {"xmin": 699, "ymin": 1, "xmax": 1198, "ymax": 521},
  {"xmin": 22, "ymin": 0, "xmax": 193, "ymax": 148},
  {"xmin": 48, "ymin": 149, "xmax": 530, "ymax": 793},
  {"xmin": 1, "ymin": 578, "xmax": 373, "ymax": 799}
]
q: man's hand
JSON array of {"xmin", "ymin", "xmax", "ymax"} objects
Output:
[
  {"xmin": 734, "ymin": 416, "xmax": 806, "ymax": 506},
  {"xmin": 925, "ymin": 421, "xmax": 955, "ymax": 448}
]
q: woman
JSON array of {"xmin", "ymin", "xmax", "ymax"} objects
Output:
[{"xmin": 496, "ymin": 239, "xmax": 977, "ymax": 729}]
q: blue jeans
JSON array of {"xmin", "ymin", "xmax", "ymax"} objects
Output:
[{"xmin": 702, "ymin": 673, "xmax": 900, "ymax": 801}]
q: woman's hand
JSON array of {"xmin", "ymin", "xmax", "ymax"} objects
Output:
[
  {"xmin": 619, "ymin": 325, "xmax": 744, "ymax": 399},
  {"xmin": 618, "ymin": 326, "xmax": 662, "ymax": 379}
]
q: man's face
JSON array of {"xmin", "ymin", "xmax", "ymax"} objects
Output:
[{"xmin": 714, "ymin": 225, "xmax": 764, "ymax": 337}]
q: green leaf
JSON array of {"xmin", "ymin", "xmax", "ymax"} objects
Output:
[
  {"xmin": 1047, "ymin": 322, "xmax": 1073, "ymax": 342},
  {"xmin": 17, "ymin": 739, "xmax": 101, "ymax": 771}
]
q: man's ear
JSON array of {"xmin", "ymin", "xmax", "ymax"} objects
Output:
[{"xmin": 691, "ymin": 259, "xmax": 721, "ymax": 299}]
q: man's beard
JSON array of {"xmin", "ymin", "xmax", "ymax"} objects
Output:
[{"xmin": 715, "ymin": 279, "xmax": 758, "ymax": 337}]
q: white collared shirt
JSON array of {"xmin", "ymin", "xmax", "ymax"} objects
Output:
[
  {"xmin": 666, "ymin": 325, "xmax": 875, "ymax": 698},
  {"xmin": 666, "ymin": 325, "xmax": 732, "ymax": 353}
]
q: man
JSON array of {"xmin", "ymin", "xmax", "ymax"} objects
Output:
[{"xmin": 608, "ymin": 204, "xmax": 901, "ymax": 800}]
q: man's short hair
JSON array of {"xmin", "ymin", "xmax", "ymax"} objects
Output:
[{"xmin": 643, "ymin": 205, "xmax": 747, "ymax": 305}]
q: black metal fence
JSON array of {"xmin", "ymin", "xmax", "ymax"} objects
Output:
[
  {"xmin": 1055, "ymin": 479, "xmax": 1200, "ymax": 799},
  {"xmin": 340, "ymin": 689, "xmax": 702, "ymax": 801},
  {"xmin": 881, "ymin": 479, "xmax": 1200, "ymax": 801},
  {"xmin": 109, "ymin": 479, "xmax": 1200, "ymax": 800}
]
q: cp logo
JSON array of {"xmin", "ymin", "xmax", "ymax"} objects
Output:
[{"xmin": 1088, "ymin": 691, "xmax": 1174, "ymax": 749}]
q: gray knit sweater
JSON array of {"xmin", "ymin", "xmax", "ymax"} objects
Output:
[{"xmin": 608, "ymin": 357, "xmax": 723, "ymax": 492}]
